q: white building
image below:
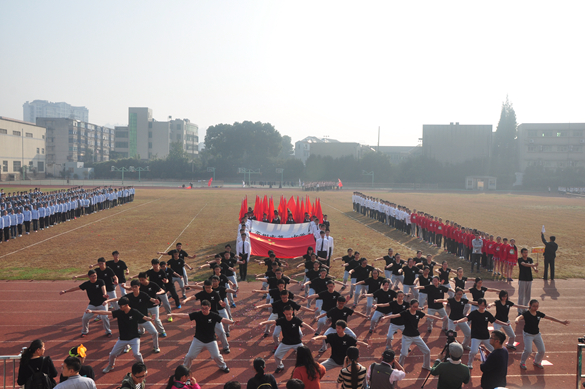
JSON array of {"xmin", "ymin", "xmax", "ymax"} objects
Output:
[
  {"xmin": 294, "ymin": 136, "xmax": 340, "ymax": 164},
  {"xmin": 0, "ymin": 117, "xmax": 46, "ymax": 180},
  {"xmin": 23, "ymin": 100, "xmax": 88, "ymax": 123}
]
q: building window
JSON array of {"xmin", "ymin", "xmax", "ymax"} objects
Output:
[
  {"xmin": 13, "ymin": 161, "xmax": 21, "ymax": 171},
  {"xmin": 116, "ymin": 131, "xmax": 128, "ymax": 138},
  {"xmin": 13, "ymin": 130, "xmax": 21, "ymax": 136},
  {"xmin": 149, "ymin": 132, "xmax": 152, "ymax": 138},
  {"xmin": 36, "ymin": 148, "xmax": 40, "ymax": 154},
  {"xmin": 570, "ymin": 146, "xmax": 581, "ymax": 152},
  {"xmin": 115, "ymin": 142, "xmax": 129, "ymax": 148},
  {"xmin": 148, "ymin": 142, "xmax": 152, "ymax": 149},
  {"xmin": 42, "ymin": 135, "xmax": 45, "ymax": 139},
  {"xmin": 0, "ymin": 128, "xmax": 7, "ymax": 134},
  {"xmin": 26, "ymin": 132, "xmax": 33, "ymax": 138},
  {"xmin": 557, "ymin": 131, "xmax": 568, "ymax": 137},
  {"xmin": 148, "ymin": 122, "xmax": 152, "ymax": 129},
  {"xmin": 574, "ymin": 131, "xmax": 584, "ymax": 137},
  {"xmin": 42, "ymin": 148, "xmax": 44, "ymax": 154},
  {"xmin": 541, "ymin": 145, "xmax": 552, "ymax": 152},
  {"xmin": 2, "ymin": 161, "xmax": 7, "ymax": 172},
  {"xmin": 527, "ymin": 130, "xmax": 537, "ymax": 137},
  {"xmin": 558, "ymin": 146, "xmax": 568, "ymax": 152},
  {"xmin": 528, "ymin": 145, "xmax": 537, "ymax": 152},
  {"xmin": 542, "ymin": 131, "xmax": 553, "ymax": 137},
  {"xmin": 37, "ymin": 161, "xmax": 44, "ymax": 172}
]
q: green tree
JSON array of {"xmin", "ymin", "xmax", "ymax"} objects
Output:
[
  {"xmin": 277, "ymin": 135, "xmax": 294, "ymax": 159},
  {"xmin": 82, "ymin": 148, "xmax": 94, "ymax": 164},
  {"xmin": 492, "ymin": 96, "xmax": 519, "ymax": 177}
]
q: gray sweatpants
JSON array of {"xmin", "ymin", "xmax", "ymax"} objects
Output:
[
  {"xmin": 107, "ymin": 337, "xmax": 142, "ymax": 367},
  {"xmin": 82, "ymin": 304, "xmax": 110, "ymax": 335},
  {"xmin": 184, "ymin": 338, "xmax": 227, "ymax": 369}
]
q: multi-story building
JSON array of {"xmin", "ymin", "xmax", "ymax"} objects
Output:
[
  {"xmin": 294, "ymin": 136, "xmax": 340, "ymax": 164},
  {"xmin": 422, "ymin": 123, "xmax": 493, "ymax": 165},
  {"xmin": 0, "ymin": 117, "xmax": 46, "ymax": 180},
  {"xmin": 377, "ymin": 145, "xmax": 421, "ymax": 164},
  {"xmin": 36, "ymin": 118, "xmax": 114, "ymax": 176},
  {"xmin": 114, "ymin": 108, "xmax": 198, "ymax": 160},
  {"xmin": 23, "ymin": 100, "xmax": 88, "ymax": 123},
  {"xmin": 517, "ymin": 123, "xmax": 585, "ymax": 171}
]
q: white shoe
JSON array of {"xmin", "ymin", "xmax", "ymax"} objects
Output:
[{"xmin": 102, "ymin": 365, "xmax": 114, "ymax": 373}]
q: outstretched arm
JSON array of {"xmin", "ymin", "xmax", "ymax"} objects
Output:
[{"xmin": 544, "ymin": 315, "xmax": 570, "ymax": 325}]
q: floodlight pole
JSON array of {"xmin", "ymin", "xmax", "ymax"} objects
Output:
[
  {"xmin": 362, "ymin": 170, "xmax": 374, "ymax": 187},
  {"xmin": 134, "ymin": 166, "xmax": 149, "ymax": 182},
  {"xmin": 276, "ymin": 168, "xmax": 284, "ymax": 188},
  {"xmin": 207, "ymin": 167, "xmax": 216, "ymax": 181}
]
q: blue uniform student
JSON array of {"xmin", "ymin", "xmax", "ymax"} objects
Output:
[
  {"xmin": 32, "ymin": 205, "xmax": 39, "ymax": 232},
  {"xmin": 23, "ymin": 207, "xmax": 32, "ymax": 234},
  {"xmin": 9, "ymin": 210, "xmax": 17, "ymax": 238}
]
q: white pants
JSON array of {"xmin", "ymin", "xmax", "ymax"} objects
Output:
[
  {"xmin": 138, "ymin": 321, "xmax": 159, "ymax": 349},
  {"xmin": 215, "ymin": 319, "xmax": 229, "ymax": 349},
  {"xmin": 447, "ymin": 319, "xmax": 471, "ymax": 347},
  {"xmin": 117, "ymin": 284, "xmax": 127, "ymax": 297},
  {"xmin": 386, "ymin": 323, "xmax": 405, "ymax": 343},
  {"xmin": 183, "ymin": 268, "xmax": 189, "ymax": 286},
  {"xmin": 418, "ymin": 292, "xmax": 428, "ymax": 308},
  {"xmin": 349, "ymin": 278, "xmax": 357, "ymax": 296},
  {"xmin": 227, "ymin": 275, "xmax": 238, "ymax": 305},
  {"xmin": 366, "ymin": 296, "xmax": 374, "ymax": 316},
  {"xmin": 147, "ymin": 306, "xmax": 165, "ymax": 334},
  {"xmin": 399, "ymin": 336, "xmax": 431, "ymax": 369},
  {"xmin": 184, "ymin": 338, "xmax": 227, "ymax": 369},
  {"xmin": 517, "ymin": 281, "xmax": 531, "ymax": 314},
  {"xmin": 218, "ymin": 308, "xmax": 231, "ymax": 334},
  {"xmin": 274, "ymin": 343, "xmax": 303, "ymax": 369},
  {"xmin": 403, "ymin": 284, "xmax": 418, "ymax": 299},
  {"xmin": 159, "ymin": 293, "xmax": 171, "ymax": 315},
  {"xmin": 82, "ymin": 304, "xmax": 110, "ymax": 334},
  {"xmin": 107, "ymin": 290, "xmax": 118, "ymax": 310},
  {"xmin": 321, "ymin": 358, "xmax": 343, "ymax": 371},
  {"xmin": 370, "ymin": 310, "xmax": 390, "ymax": 330},
  {"xmin": 265, "ymin": 313, "xmax": 280, "ymax": 343},
  {"xmin": 468, "ymin": 338, "xmax": 493, "ymax": 368},
  {"xmin": 343, "ymin": 270, "xmax": 350, "ymax": 283},
  {"xmin": 521, "ymin": 331, "xmax": 545, "ymax": 365},
  {"xmin": 173, "ymin": 276, "xmax": 186, "ymax": 298},
  {"xmin": 322, "ymin": 327, "xmax": 356, "ymax": 350},
  {"xmin": 384, "ymin": 270, "xmax": 392, "ymax": 279},
  {"xmin": 107, "ymin": 338, "xmax": 142, "ymax": 366},
  {"xmin": 494, "ymin": 321, "xmax": 515, "ymax": 346},
  {"xmin": 427, "ymin": 308, "xmax": 447, "ymax": 330},
  {"xmin": 353, "ymin": 284, "xmax": 367, "ymax": 305}
]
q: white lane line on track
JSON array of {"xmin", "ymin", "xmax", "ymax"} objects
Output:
[
  {"xmin": 0, "ymin": 199, "xmax": 161, "ymax": 260},
  {"xmin": 157, "ymin": 204, "xmax": 208, "ymax": 260}
]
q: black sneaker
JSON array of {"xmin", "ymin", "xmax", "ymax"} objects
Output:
[
  {"xmin": 222, "ymin": 348, "xmax": 231, "ymax": 354},
  {"xmin": 220, "ymin": 367, "xmax": 230, "ymax": 373},
  {"xmin": 275, "ymin": 367, "xmax": 284, "ymax": 374},
  {"xmin": 263, "ymin": 333, "xmax": 270, "ymax": 338}
]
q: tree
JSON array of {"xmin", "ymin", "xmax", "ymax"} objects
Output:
[
  {"xmin": 492, "ymin": 96, "xmax": 519, "ymax": 175},
  {"xmin": 277, "ymin": 135, "xmax": 294, "ymax": 159},
  {"xmin": 82, "ymin": 148, "xmax": 94, "ymax": 164}
]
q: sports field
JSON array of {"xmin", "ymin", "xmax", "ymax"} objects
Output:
[{"xmin": 0, "ymin": 188, "xmax": 583, "ymax": 280}]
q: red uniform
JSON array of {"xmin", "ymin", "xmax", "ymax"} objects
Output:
[{"xmin": 506, "ymin": 244, "xmax": 518, "ymax": 266}]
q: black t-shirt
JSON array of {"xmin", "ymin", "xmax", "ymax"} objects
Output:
[
  {"xmin": 276, "ymin": 316, "xmax": 303, "ymax": 345},
  {"xmin": 447, "ymin": 297, "xmax": 468, "ymax": 321},
  {"xmin": 213, "ymin": 286, "xmax": 228, "ymax": 309},
  {"xmin": 306, "ymin": 269, "xmax": 320, "ymax": 280},
  {"xmin": 271, "ymin": 299, "xmax": 301, "ymax": 318},
  {"xmin": 79, "ymin": 279, "xmax": 106, "ymax": 306},
  {"xmin": 418, "ymin": 275, "xmax": 432, "ymax": 287},
  {"xmin": 389, "ymin": 301, "xmax": 409, "ymax": 325},
  {"xmin": 453, "ymin": 276, "xmax": 468, "ymax": 290},
  {"xmin": 146, "ymin": 268, "xmax": 167, "ymax": 289},
  {"xmin": 125, "ymin": 292, "xmax": 151, "ymax": 322},
  {"xmin": 195, "ymin": 290, "xmax": 222, "ymax": 313},
  {"xmin": 469, "ymin": 286, "xmax": 488, "ymax": 302},
  {"xmin": 95, "ymin": 267, "xmax": 116, "ymax": 292},
  {"xmin": 346, "ymin": 259, "xmax": 360, "ymax": 273},
  {"xmin": 106, "ymin": 260, "xmax": 128, "ymax": 283},
  {"xmin": 437, "ymin": 268, "xmax": 451, "ymax": 284},
  {"xmin": 162, "ymin": 267, "xmax": 176, "ymax": 287},
  {"xmin": 327, "ymin": 307, "xmax": 355, "ymax": 329},
  {"xmin": 400, "ymin": 310, "xmax": 425, "ymax": 337},
  {"xmin": 468, "ymin": 310, "xmax": 496, "ymax": 340},
  {"xmin": 391, "ymin": 259, "xmax": 405, "ymax": 275},
  {"xmin": 310, "ymin": 276, "xmax": 333, "ymax": 294},
  {"xmin": 522, "ymin": 311, "xmax": 546, "ymax": 335},
  {"xmin": 353, "ymin": 265, "xmax": 374, "ymax": 282},
  {"xmin": 264, "ymin": 258, "xmax": 281, "ymax": 271},
  {"xmin": 168, "ymin": 249, "xmax": 189, "ymax": 260},
  {"xmin": 139, "ymin": 282, "xmax": 161, "ymax": 308},
  {"xmin": 221, "ymin": 258, "xmax": 237, "ymax": 277},
  {"xmin": 269, "ymin": 289, "xmax": 294, "ymax": 302},
  {"xmin": 422, "ymin": 285, "xmax": 449, "ymax": 310},
  {"xmin": 167, "ymin": 258, "xmax": 185, "ymax": 274},
  {"xmin": 304, "ymin": 260, "xmax": 317, "ymax": 271},
  {"xmin": 326, "ymin": 334, "xmax": 357, "ymax": 365},
  {"xmin": 189, "ymin": 311, "xmax": 223, "ymax": 343},
  {"xmin": 402, "ymin": 265, "xmax": 420, "ymax": 285},
  {"xmin": 112, "ymin": 308, "xmax": 144, "ymax": 340},
  {"xmin": 421, "ymin": 261, "xmax": 437, "ymax": 273},
  {"xmin": 268, "ymin": 276, "xmax": 291, "ymax": 290},
  {"xmin": 342, "ymin": 255, "xmax": 355, "ymax": 265},
  {"xmin": 373, "ymin": 289, "xmax": 397, "ymax": 314},
  {"xmin": 495, "ymin": 300, "xmax": 515, "ymax": 322},
  {"xmin": 518, "ymin": 257, "xmax": 534, "ymax": 282},
  {"xmin": 364, "ymin": 277, "xmax": 385, "ymax": 293},
  {"xmin": 214, "ymin": 274, "xmax": 230, "ymax": 286},
  {"xmin": 247, "ymin": 374, "xmax": 278, "ymax": 389},
  {"xmin": 383, "ymin": 255, "xmax": 394, "ymax": 267},
  {"xmin": 318, "ymin": 290, "xmax": 341, "ymax": 312}
]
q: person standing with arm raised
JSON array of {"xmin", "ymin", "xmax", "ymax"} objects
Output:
[{"xmin": 541, "ymin": 226, "xmax": 558, "ymax": 281}]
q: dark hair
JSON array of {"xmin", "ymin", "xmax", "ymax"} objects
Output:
[
  {"xmin": 160, "ymin": 261, "xmax": 166, "ymax": 266},
  {"xmin": 176, "ymin": 243, "xmax": 182, "ymax": 246},
  {"xmin": 473, "ymin": 277, "xmax": 482, "ymax": 288},
  {"xmin": 337, "ymin": 296, "xmax": 346, "ymax": 302},
  {"xmin": 280, "ymin": 290, "xmax": 289, "ymax": 296},
  {"xmin": 492, "ymin": 329, "xmax": 506, "ymax": 344},
  {"xmin": 335, "ymin": 320, "xmax": 347, "ymax": 329},
  {"xmin": 277, "ymin": 279, "xmax": 285, "ymax": 285},
  {"xmin": 151, "ymin": 258, "xmax": 159, "ymax": 265},
  {"xmin": 499, "ymin": 290, "xmax": 508, "ymax": 300},
  {"xmin": 550, "ymin": 236, "xmax": 556, "ymax": 242},
  {"xmin": 132, "ymin": 362, "xmax": 147, "ymax": 375},
  {"xmin": 112, "ymin": 251, "xmax": 119, "ymax": 255},
  {"xmin": 20, "ymin": 339, "xmax": 44, "ymax": 368},
  {"xmin": 97, "ymin": 257, "xmax": 106, "ymax": 263},
  {"xmin": 165, "ymin": 365, "xmax": 189, "ymax": 389},
  {"xmin": 529, "ymin": 299, "xmax": 539, "ymax": 307},
  {"xmin": 138, "ymin": 272, "xmax": 148, "ymax": 279},
  {"xmin": 346, "ymin": 346, "xmax": 360, "ymax": 388},
  {"xmin": 477, "ymin": 298, "xmax": 487, "ymax": 307},
  {"xmin": 294, "ymin": 346, "xmax": 320, "ymax": 381},
  {"xmin": 521, "ymin": 248, "xmax": 528, "ymax": 254},
  {"xmin": 87, "ymin": 270, "xmax": 96, "ymax": 276},
  {"xmin": 253, "ymin": 357, "xmax": 265, "ymax": 376},
  {"xmin": 210, "ymin": 275, "xmax": 220, "ymax": 281},
  {"xmin": 130, "ymin": 279, "xmax": 140, "ymax": 287},
  {"xmin": 286, "ymin": 379, "xmax": 305, "ymax": 389},
  {"xmin": 410, "ymin": 299, "xmax": 419, "ymax": 306},
  {"xmin": 119, "ymin": 297, "xmax": 130, "ymax": 306},
  {"xmin": 224, "ymin": 382, "xmax": 241, "ymax": 389},
  {"xmin": 201, "ymin": 300, "xmax": 211, "ymax": 307},
  {"xmin": 63, "ymin": 356, "xmax": 81, "ymax": 372},
  {"xmin": 203, "ymin": 279, "xmax": 212, "ymax": 286}
]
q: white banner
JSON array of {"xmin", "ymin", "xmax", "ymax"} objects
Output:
[{"xmin": 249, "ymin": 220, "xmax": 312, "ymax": 238}]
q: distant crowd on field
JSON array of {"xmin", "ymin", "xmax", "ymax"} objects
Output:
[
  {"xmin": 0, "ymin": 186, "xmax": 135, "ymax": 243},
  {"xmin": 303, "ymin": 181, "xmax": 341, "ymax": 191}
]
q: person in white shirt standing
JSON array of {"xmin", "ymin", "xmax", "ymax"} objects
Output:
[
  {"xmin": 315, "ymin": 231, "xmax": 331, "ymax": 265},
  {"xmin": 236, "ymin": 233, "xmax": 251, "ymax": 281}
]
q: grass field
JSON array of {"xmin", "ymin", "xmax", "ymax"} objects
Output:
[{"xmin": 0, "ymin": 187, "xmax": 583, "ymax": 280}]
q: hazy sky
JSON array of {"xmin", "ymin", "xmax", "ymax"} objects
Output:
[{"xmin": 1, "ymin": 1, "xmax": 584, "ymax": 147}]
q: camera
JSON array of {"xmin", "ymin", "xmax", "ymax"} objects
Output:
[
  {"xmin": 446, "ymin": 329, "xmax": 458, "ymax": 344},
  {"xmin": 578, "ymin": 336, "xmax": 585, "ymax": 343}
]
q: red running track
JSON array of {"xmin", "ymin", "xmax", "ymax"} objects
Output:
[{"xmin": 0, "ymin": 278, "xmax": 581, "ymax": 388}]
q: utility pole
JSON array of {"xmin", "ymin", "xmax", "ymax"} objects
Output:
[{"xmin": 377, "ymin": 126, "xmax": 380, "ymax": 152}]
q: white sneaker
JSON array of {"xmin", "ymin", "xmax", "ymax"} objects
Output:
[
  {"xmin": 153, "ymin": 348, "xmax": 160, "ymax": 353},
  {"xmin": 102, "ymin": 365, "xmax": 114, "ymax": 373}
]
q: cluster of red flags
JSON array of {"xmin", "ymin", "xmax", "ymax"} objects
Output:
[{"xmin": 239, "ymin": 195, "xmax": 323, "ymax": 223}]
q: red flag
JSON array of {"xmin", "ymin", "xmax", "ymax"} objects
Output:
[
  {"xmin": 279, "ymin": 196, "xmax": 287, "ymax": 224},
  {"xmin": 287, "ymin": 196, "xmax": 296, "ymax": 221},
  {"xmin": 338, "ymin": 178, "xmax": 343, "ymax": 188},
  {"xmin": 253, "ymin": 195, "xmax": 261, "ymax": 220},
  {"xmin": 262, "ymin": 195, "xmax": 268, "ymax": 220},
  {"xmin": 295, "ymin": 196, "xmax": 301, "ymax": 222},
  {"xmin": 314, "ymin": 198, "xmax": 324, "ymax": 223},
  {"xmin": 268, "ymin": 197, "xmax": 275, "ymax": 222},
  {"xmin": 208, "ymin": 177, "xmax": 213, "ymax": 187},
  {"xmin": 306, "ymin": 196, "xmax": 312, "ymax": 217},
  {"xmin": 239, "ymin": 196, "xmax": 247, "ymax": 222},
  {"xmin": 249, "ymin": 233, "xmax": 315, "ymax": 258},
  {"xmin": 299, "ymin": 199, "xmax": 305, "ymax": 222}
]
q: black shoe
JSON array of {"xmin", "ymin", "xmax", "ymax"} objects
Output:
[
  {"xmin": 226, "ymin": 332, "xmax": 230, "ymax": 337},
  {"xmin": 222, "ymin": 348, "xmax": 230, "ymax": 354},
  {"xmin": 220, "ymin": 367, "xmax": 230, "ymax": 373},
  {"xmin": 263, "ymin": 333, "xmax": 270, "ymax": 338},
  {"xmin": 275, "ymin": 367, "xmax": 284, "ymax": 374}
]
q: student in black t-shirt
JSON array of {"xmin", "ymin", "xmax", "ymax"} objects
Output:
[
  {"xmin": 89, "ymin": 251, "xmax": 129, "ymax": 298},
  {"xmin": 306, "ymin": 281, "xmax": 341, "ymax": 335},
  {"xmin": 349, "ymin": 257, "xmax": 374, "ymax": 306},
  {"xmin": 363, "ymin": 279, "xmax": 396, "ymax": 332},
  {"xmin": 259, "ymin": 305, "xmax": 315, "ymax": 373},
  {"xmin": 166, "ymin": 251, "xmax": 193, "ymax": 300},
  {"xmin": 86, "ymin": 296, "xmax": 151, "ymax": 373},
  {"xmin": 17, "ymin": 339, "xmax": 58, "ymax": 387},
  {"xmin": 145, "ymin": 259, "xmax": 177, "ymax": 320},
  {"xmin": 454, "ymin": 298, "xmax": 509, "ymax": 369},
  {"xmin": 247, "ymin": 357, "xmax": 278, "ymax": 389},
  {"xmin": 159, "ymin": 261, "xmax": 182, "ymax": 313},
  {"xmin": 157, "ymin": 242, "xmax": 196, "ymax": 290},
  {"xmin": 489, "ymin": 290, "xmax": 528, "ymax": 350},
  {"xmin": 517, "ymin": 248, "xmax": 539, "ymax": 315},
  {"xmin": 171, "ymin": 300, "xmax": 233, "ymax": 373},
  {"xmin": 332, "ymin": 247, "xmax": 354, "ymax": 289},
  {"xmin": 344, "ymin": 251, "xmax": 362, "ymax": 298},
  {"xmin": 435, "ymin": 288, "xmax": 471, "ymax": 349},
  {"xmin": 77, "ymin": 257, "xmax": 118, "ymax": 309},
  {"xmin": 399, "ymin": 258, "xmax": 422, "ymax": 300},
  {"xmin": 389, "ymin": 253, "xmax": 406, "ymax": 291},
  {"xmin": 304, "ymin": 268, "xmax": 344, "ymax": 310},
  {"xmin": 468, "ymin": 277, "xmax": 500, "ymax": 312},
  {"xmin": 354, "ymin": 269, "xmax": 385, "ymax": 317},
  {"xmin": 311, "ymin": 320, "xmax": 368, "ymax": 371},
  {"xmin": 379, "ymin": 291, "xmax": 409, "ymax": 349},
  {"xmin": 515, "ymin": 299, "xmax": 569, "ymax": 370},
  {"xmin": 60, "ymin": 270, "xmax": 111, "ymax": 337},
  {"xmin": 415, "ymin": 276, "xmax": 449, "ymax": 333},
  {"xmin": 316, "ymin": 296, "xmax": 367, "ymax": 350},
  {"xmin": 385, "ymin": 299, "xmax": 444, "ymax": 370},
  {"xmin": 193, "ymin": 276, "xmax": 237, "ymax": 337},
  {"xmin": 373, "ymin": 248, "xmax": 394, "ymax": 280},
  {"xmin": 414, "ymin": 266, "xmax": 432, "ymax": 307}
]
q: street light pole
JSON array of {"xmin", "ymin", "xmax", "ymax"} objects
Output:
[
  {"xmin": 207, "ymin": 167, "xmax": 216, "ymax": 181},
  {"xmin": 276, "ymin": 168, "xmax": 284, "ymax": 188},
  {"xmin": 111, "ymin": 166, "xmax": 130, "ymax": 185}
]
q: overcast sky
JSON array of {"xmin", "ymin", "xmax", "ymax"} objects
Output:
[{"xmin": 1, "ymin": 1, "xmax": 584, "ymax": 147}]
